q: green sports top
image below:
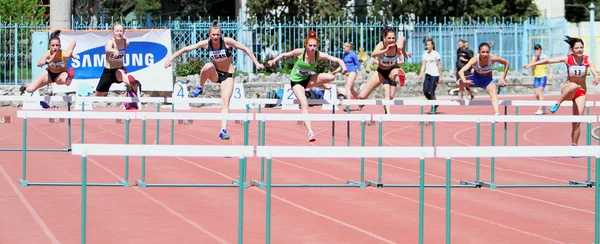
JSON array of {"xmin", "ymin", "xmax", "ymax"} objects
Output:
[{"xmin": 290, "ymin": 48, "xmax": 319, "ymax": 82}]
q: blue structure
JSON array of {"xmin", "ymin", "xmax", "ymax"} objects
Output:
[{"xmin": 0, "ymin": 15, "xmax": 568, "ymax": 85}]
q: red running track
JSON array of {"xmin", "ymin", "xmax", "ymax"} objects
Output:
[{"xmin": 0, "ymin": 93, "xmax": 598, "ymax": 244}]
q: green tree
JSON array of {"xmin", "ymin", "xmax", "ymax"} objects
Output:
[
  {"xmin": 565, "ymin": 0, "xmax": 600, "ymax": 23},
  {"xmin": 371, "ymin": 0, "xmax": 539, "ymax": 23},
  {"xmin": 0, "ymin": 0, "xmax": 45, "ymax": 20},
  {"xmin": 246, "ymin": 0, "xmax": 347, "ymax": 23}
]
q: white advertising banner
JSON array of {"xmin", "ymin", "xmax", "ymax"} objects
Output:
[{"xmin": 48, "ymin": 29, "xmax": 173, "ymax": 93}]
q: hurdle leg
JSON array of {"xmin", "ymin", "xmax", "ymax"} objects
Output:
[
  {"xmin": 81, "ymin": 155, "xmax": 88, "ymax": 244},
  {"xmin": 137, "ymin": 118, "xmax": 148, "ymax": 187},
  {"xmin": 347, "ymin": 120, "xmax": 366, "ymax": 188},
  {"xmin": 460, "ymin": 120, "xmax": 482, "ymax": 187},
  {"xmin": 238, "ymin": 156, "xmax": 245, "ymax": 244},
  {"xmin": 331, "ymin": 105, "xmax": 335, "ymax": 146},
  {"xmin": 233, "ymin": 119, "xmax": 250, "ymax": 187},
  {"xmin": 480, "ymin": 121, "xmax": 497, "ymax": 188},
  {"xmin": 119, "ymin": 119, "xmax": 131, "ymax": 188},
  {"xmin": 265, "ymin": 157, "xmax": 272, "ymax": 243},
  {"xmin": 170, "ymin": 102, "xmax": 175, "ymax": 145},
  {"xmin": 514, "ymin": 106, "xmax": 519, "ymax": 146},
  {"xmin": 347, "ymin": 105, "xmax": 350, "ymax": 146},
  {"xmin": 67, "ymin": 102, "xmax": 72, "ymax": 151},
  {"xmin": 19, "ymin": 117, "xmax": 28, "ymax": 186},
  {"xmin": 504, "ymin": 105, "xmax": 508, "ymax": 146},
  {"xmin": 446, "ymin": 157, "xmax": 452, "ymax": 244},
  {"xmin": 595, "ymin": 157, "xmax": 599, "ymax": 244},
  {"xmin": 156, "ymin": 103, "xmax": 161, "ymax": 145},
  {"xmin": 253, "ymin": 120, "xmax": 267, "ymax": 187},
  {"xmin": 570, "ymin": 122, "xmax": 594, "ymax": 187},
  {"xmin": 418, "ymin": 157, "xmax": 425, "ymax": 244},
  {"xmin": 366, "ymin": 120, "xmax": 384, "ymax": 188}
]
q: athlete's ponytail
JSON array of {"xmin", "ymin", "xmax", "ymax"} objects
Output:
[
  {"xmin": 381, "ymin": 24, "xmax": 395, "ymax": 39},
  {"xmin": 564, "ymin": 36, "xmax": 584, "ymax": 49},
  {"xmin": 305, "ymin": 30, "xmax": 318, "ymax": 46},
  {"xmin": 209, "ymin": 19, "xmax": 222, "ymax": 34},
  {"xmin": 49, "ymin": 30, "xmax": 61, "ymax": 43}
]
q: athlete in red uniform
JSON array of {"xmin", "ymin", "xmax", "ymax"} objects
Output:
[{"xmin": 523, "ymin": 36, "xmax": 599, "ymax": 146}]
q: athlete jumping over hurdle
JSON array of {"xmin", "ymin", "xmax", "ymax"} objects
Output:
[
  {"xmin": 457, "ymin": 42, "xmax": 509, "ymax": 116},
  {"xmin": 356, "ymin": 24, "xmax": 410, "ymax": 114},
  {"xmin": 268, "ymin": 31, "xmax": 347, "ymax": 142},
  {"xmin": 523, "ymin": 36, "xmax": 599, "ymax": 146},
  {"xmin": 95, "ymin": 23, "xmax": 139, "ymax": 105},
  {"xmin": 164, "ymin": 20, "xmax": 265, "ymax": 140},
  {"xmin": 20, "ymin": 30, "xmax": 76, "ymax": 108}
]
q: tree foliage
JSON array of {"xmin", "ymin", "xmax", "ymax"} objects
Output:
[
  {"xmin": 565, "ymin": 0, "xmax": 600, "ymax": 23},
  {"xmin": 0, "ymin": 0, "xmax": 45, "ymax": 21},
  {"xmin": 370, "ymin": 0, "xmax": 539, "ymax": 23},
  {"xmin": 246, "ymin": 0, "xmax": 348, "ymax": 23}
]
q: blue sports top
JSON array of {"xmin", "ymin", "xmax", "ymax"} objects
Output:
[{"xmin": 342, "ymin": 51, "xmax": 362, "ymax": 72}]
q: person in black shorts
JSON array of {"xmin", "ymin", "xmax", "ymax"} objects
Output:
[
  {"xmin": 164, "ymin": 20, "xmax": 264, "ymax": 140},
  {"xmin": 456, "ymin": 40, "xmax": 474, "ymax": 100}
]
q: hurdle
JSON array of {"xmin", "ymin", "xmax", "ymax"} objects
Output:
[
  {"xmin": 256, "ymin": 146, "xmax": 435, "ymax": 244},
  {"xmin": 436, "ymin": 145, "xmax": 600, "ymax": 244},
  {"xmin": 477, "ymin": 114, "xmax": 597, "ymax": 188},
  {"xmin": 0, "ymin": 95, "xmax": 73, "ymax": 152},
  {"xmin": 368, "ymin": 114, "xmax": 487, "ymax": 188},
  {"xmin": 71, "ymin": 143, "xmax": 253, "ymax": 244},
  {"xmin": 134, "ymin": 112, "xmax": 254, "ymax": 188},
  {"xmin": 16, "ymin": 110, "xmax": 135, "ymax": 187},
  {"xmin": 251, "ymin": 113, "xmax": 371, "ymax": 188}
]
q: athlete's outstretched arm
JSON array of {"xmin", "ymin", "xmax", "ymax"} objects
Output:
[
  {"xmin": 523, "ymin": 55, "xmax": 567, "ymax": 69},
  {"xmin": 36, "ymin": 51, "xmax": 51, "ymax": 67},
  {"xmin": 491, "ymin": 55, "xmax": 510, "ymax": 82},
  {"xmin": 224, "ymin": 38, "xmax": 264, "ymax": 69},
  {"xmin": 458, "ymin": 57, "xmax": 478, "ymax": 83},
  {"xmin": 318, "ymin": 52, "xmax": 347, "ymax": 74},
  {"xmin": 63, "ymin": 40, "xmax": 77, "ymax": 59},
  {"xmin": 268, "ymin": 48, "xmax": 303, "ymax": 66},
  {"xmin": 164, "ymin": 40, "xmax": 208, "ymax": 68}
]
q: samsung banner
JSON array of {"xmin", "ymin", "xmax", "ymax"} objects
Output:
[{"xmin": 33, "ymin": 29, "xmax": 174, "ymax": 94}]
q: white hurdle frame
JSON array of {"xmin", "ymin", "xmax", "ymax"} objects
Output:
[
  {"xmin": 71, "ymin": 143, "xmax": 254, "ymax": 244},
  {"xmin": 16, "ymin": 110, "xmax": 136, "ymax": 187},
  {"xmin": 370, "ymin": 113, "xmax": 598, "ymax": 189},
  {"xmin": 436, "ymin": 145, "xmax": 600, "ymax": 244},
  {"xmin": 256, "ymin": 145, "xmax": 435, "ymax": 244},
  {"xmin": 252, "ymin": 113, "xmax": 372, "ymax": 188},
  {"xmin": 133, "ymin": 112, "xmax": 255, "ymax": 188}
]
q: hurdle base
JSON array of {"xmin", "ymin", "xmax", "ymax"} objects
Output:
[
  {"xmin": 459, "ymin": 180, "xmax": 483, "ymax": 188},
  {"xmin": 0, "ymin": 147, "xmax": 71, "ymax": 152},
  {"xmin": 136, "ymin": 180, "xmax": 248, "ymax": 188},
  {"xmin": 250, "ymin": 180, "xmax": 363, "ymax": 188},
  {"xmin": 19, "ymin": 179, "xmax": 127, "ymax": 187},
  {"xmin": 366, "ymin": 180, "xmax": 477, "ymax": 188},
  {"xmin": 480, "ymin": 181, "xmax": 591, "ymax": 188}
]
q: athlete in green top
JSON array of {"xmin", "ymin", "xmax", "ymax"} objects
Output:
[{"xmin": 269, "ymin": 31, "xmax": 347, "ymax": 142}]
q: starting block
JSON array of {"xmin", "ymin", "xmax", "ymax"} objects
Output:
[
  {"xmin": 178, "ymin": 119, "xmax": 193, "ymax": 125},
  {"xmin": 0, "ymin": 115, "xmax": 11, "ymax": 124},
  {"xmin": 48, "ymin": 118, "xmax": 65, "ymax": 123}
]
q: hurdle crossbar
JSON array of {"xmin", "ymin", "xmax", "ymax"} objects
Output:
[
  {"xmin": 484, "ymin": 115, "xmax": 596, "ymax": 188},
  {"xmin": 252, "ymin": 113, "xmax": 371, "ymax": 188},
  {"xmin": 134, "ymin": 112, "xmax": 254, "ymax": 188},
  {"xmin": 257, "ymin": 145, "xmax": 435, "ymax": 244},
  {"xmin": 0, "ymin": 95, "xmax": 73, "ymax": 102},
  {"xmin": 435, "ymin": 145, "xmax": 600, "ymax": 244},
  {"xmin": 369, "ymin": 114, "xmax": 485, "ymax": 188},
  {"xmin": 71, "ymin": 143, "xmax": 252, "ymax": 244},
  {"xmin": 16, "ymin": 111, "xmax": 134, "ymax": 187}
]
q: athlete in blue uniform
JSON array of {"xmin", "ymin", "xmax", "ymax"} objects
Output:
[
  {"xmin": 458, "ymin": 42, "xmax": 509, "ymax": 116},
  {"xmin": 164, "ymin": 20, "xmax": 265, "ymax": 140}
]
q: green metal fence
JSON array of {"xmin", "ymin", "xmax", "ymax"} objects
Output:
[{"xmin": 0, "ymin": 15, "xmax": 568, "ymax": 85}]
